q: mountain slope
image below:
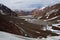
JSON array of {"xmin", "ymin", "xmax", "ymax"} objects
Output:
[{"xmin": 0, "ymin": 4, "xmax": 17, "ymax": 16}]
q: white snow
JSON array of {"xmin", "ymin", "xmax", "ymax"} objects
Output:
[
  {"xmin": 0, "ymin": 31, "xmax": 60, "ymax": 40},
  {"xmin": 46, "ymin": 23, "xmax": 60, "ymax": 34},
  {"xmin": 46, "ymin": 9, "xmax": 59, "ymax": 16},
  {"xmin": 47, "ymin": 16, "xmax": 59, "ymax": 21},
  {"xmin": 52, "ymin": 23, "xmax": 60, "ymax": 26},
  {"xmin": 0, "ymin": 31, "xmax": 35, "ymax": 40}
]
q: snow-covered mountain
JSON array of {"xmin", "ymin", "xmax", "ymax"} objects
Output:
[
  {"xmin": 0, "ymin": 3, "xmax": 60, "ymax": 40},
  {"xmin": 31, "ymin": 3, "xmax": 60, "ymax": 20}
]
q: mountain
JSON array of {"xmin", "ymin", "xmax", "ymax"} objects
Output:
[
  {"xmin": 31, "ymin": 9, "xmax": 43, "ymax": 18},
  {"xmin": 31, "ymin": 3, "xmax": 60, "ymax": 21},
  {"xmin": 0, "ymin": 3, "xmax": 60, "ymax": 38},
  {"xmin": 40, "ymin": 3, "xmax": 60, "ymax": 20},
  {"xmin": 15, "ymin": 10, "xmax": 31, "ymax": 16},
  {"xmin": 0, "ymin": 4, "xmax": 17, "ymax": 16},
  {"xmin": 0, "ymin": 15, "xmax": 58, "ymax": 38}
]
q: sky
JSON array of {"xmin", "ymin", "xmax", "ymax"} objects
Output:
[{"xmin": 0, "ymin": 0, "xmax": 60, "ymax": 11}]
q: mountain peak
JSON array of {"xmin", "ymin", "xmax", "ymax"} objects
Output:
[{"xmin": 0, "ymin": 4, "xmax": 17, "ymax": 16}]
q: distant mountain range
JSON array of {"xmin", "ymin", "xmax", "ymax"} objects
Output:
[
  {"xmin": 0, "ymin": 3, "xmax": 60, "ymax": 18},
  {"xmin": 0, "ymin": 3, "xmax": 60, "ymax": 38}
]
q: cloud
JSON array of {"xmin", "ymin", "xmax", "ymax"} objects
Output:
[
  {"xmin": 0, "ymin": 0, "xmax": 60, "ymax": 11},
  {"xmin": 29, "ymin": 4, "xmax": 43, "ymax": 8}
]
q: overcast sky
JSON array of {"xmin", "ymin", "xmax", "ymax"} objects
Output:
[{"xmin": 0, "ymin": 0, "xmax": 60, "ymax": 11}]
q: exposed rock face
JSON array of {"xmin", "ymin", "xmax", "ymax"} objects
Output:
[
  {"xmin": 15, "ymin": 10, "xmax": 31, "ymax": 16},
  {"xmin": 0, "ymin": 4, "xmax": 17, "ymax": 16},
  {"xmin": 31, "ymin": 9, "xmax": 43, "ymax": 18},
  {"xmin": 52, "ymin": 26, "xmax": 60, "ymax": 30},
  {"xmin": 31, "ymin": 3, "xmax": 60, "ymax": 20},
  {"xmin": 15, "ymin": 11, "xmax": 25, "ymax": 16},
  {"xmin": 40, "ymin": 3, "xmax": 60, "ymax": 20},
  {"xmin": 0, "ymin": 3, "xmax": 60, "ymax": 38},
  {"xmin": 0, "ymin": 15, "xmax": 59, "ymax": 38}
]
